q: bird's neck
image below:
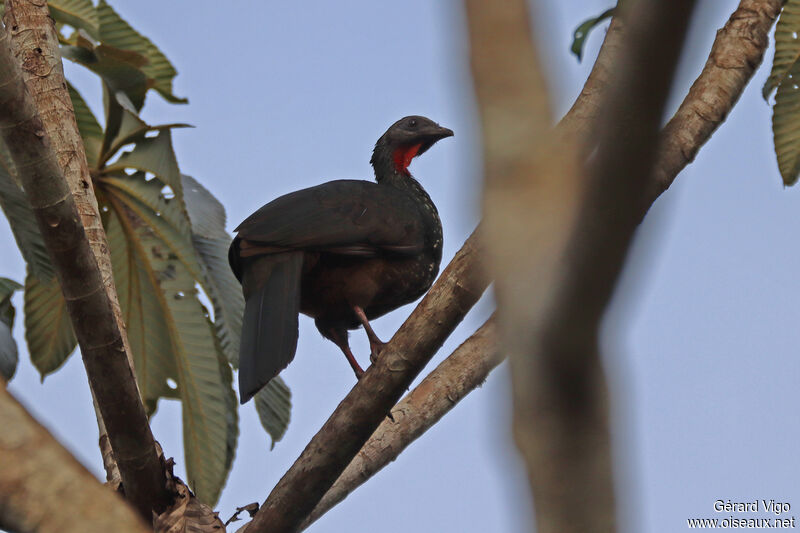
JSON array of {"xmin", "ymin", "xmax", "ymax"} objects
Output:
[
  {"xmin": 371, "ymin": 143, "xmax": 420, "ymax": 182},
  {"xmin": 371, "ymin": 145, "xmax": 439, "ymax": 218}
]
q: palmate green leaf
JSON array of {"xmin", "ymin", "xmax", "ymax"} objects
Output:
[
  {"xmin": 106, "ymin": 191, "xmax": 237, "ymax": 505},
  {"xmin": 106, "ymin": 130, "xmax": 183, "ymax": 195},
  {"xmin": 0, "ymin": 277, "xmax": 22, "ymax": 381},
  {"xmin": 254, "ymin": 377, "xmax": 291, "ymax": 449},
  {"xmin": 48, "ymin": 0, "xmax": 99, "ymax": 39},
  {"xmin": 0, "ymin": 155, "xmax": 54, "ymax": 280},
  {"xmin": 105, "ymin": 172, "xmax": 291, "ymax": 443},
  {"xmin": 0, "ymin": 278, "xmax": 21, "ymax": 309},
  {"xmin": 182, "ymin": 175, "xmax": 227, "ymax": 238},
  {"xmin": 106, "ymin": 118, "xmax": 192, "ymax": 168},
  {"xmin": 182, "ymin": 175, "xmax": 243, "ymax": 365},
  {"xmin": 106, "ymin": 173, "xmax": 240, "ymax": 364},
  {"xmin": 61, "ymin": 32, "xmax": 149, "ymax": 112},
  {"xmin": 102, "ymin": 174, "xmax": 199, "ymax": 283},
  {"xmin": 765, "ymin": 0, "xmax": 800, "ymax": 184},
  {"xmin": 571, "ymin": 7, "xmax": 615, "ymax": 61},
  {"xmin": 24, "ymin": 273, "xmax": 77, "ymax": 378},
  {"xmin": 104, "ymin": 203, "xmax": 178, "ymax": 407},
  {"xmin": 181, "ymin": 174, "xmax": 291, "ymax": 442},
  {"xmin": 67, "ymin": 82, "xmax": 104, "ymax": 168},
  {"xmin": 0, "ymin": 321, "xmax": 17, "ymax": 381},
  {"xmin": 97, "ymin": 0, "xmax": 187, "ymax": 105},
  {"xmin": 100, "ymin": 85, "xmax": 146, "ymax": 164},
  {"xmin": 0, "ymin": 277, "xmax": 21, "ymax": 328}
]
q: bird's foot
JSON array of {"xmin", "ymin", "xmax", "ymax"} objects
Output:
[{"xmin": 369, "ymin": 340, "xmax": 387, "ymax": 364}]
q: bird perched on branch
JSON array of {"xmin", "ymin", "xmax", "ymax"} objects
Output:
[{"xmin": 229, "ymin": 116, "xmax": 453, "ymax": 403}]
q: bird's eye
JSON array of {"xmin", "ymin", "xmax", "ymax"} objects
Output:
[{"xmin": 408, "ymin": 119, "xmax": 417, "ymax": 128}]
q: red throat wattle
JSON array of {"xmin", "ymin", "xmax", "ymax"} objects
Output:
[{"xmin": 392, "ymin": 143, "xmax": 422, "ymax": 174}]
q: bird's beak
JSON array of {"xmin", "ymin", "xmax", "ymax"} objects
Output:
[
  {"xmin": 428, "ymin": 125, "xmax": 454, "ymax": 140},
  {"xmin": 416, "ymin": 125, "xmax": 454, "ymax": 156}
]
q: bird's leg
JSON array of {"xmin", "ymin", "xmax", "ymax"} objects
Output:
[
  {"xmin": 353, "ymin": 305, "xmax": 386, "ymax": 364},
  {"xmin": 327, "ymin": 328, "xmax": 365, "ymax": 379}
]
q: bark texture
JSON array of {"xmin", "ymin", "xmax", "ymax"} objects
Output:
[
  {"xmin": 0, "ymin": 386, "xmax": 149, "ymax": 533},
  {"xmin": 0, "ymin": 7, "xmax": 169, "ymax": 520},
  {"xmin": 300, "ymin": 317, "xmax": 500, "ymax": 530},
  {"xmin": 648, "ymin": 0, "xmax": 783, "ymax": 209},
  {"xmin": 247, "ymin": 229, "xmax": 489, "ymax": 532},
  {"xmin": 558, "ymin": 16, "xmax": 625, "ymax": 136}
]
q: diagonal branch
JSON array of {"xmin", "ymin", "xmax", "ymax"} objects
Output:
[
  {"xmin": 288, "ymin": 0, "xmax": 785, "ymax": 528},
  {"xmin": 0, "ymin": 3, "xmax": 170, "ymax": 520},
  {"xmin": 558, "ymin": 15, "xmax": 625, "ymax": 135},
  {"xmin": 0, "ymin": 386, "xmax": 149, "ymax": 533},
  {"xmin": 246, "ymin": 228, "xmax": 490, "ymax": 532},
  {"xmin": 299, "ymin": 317, "xmax": 500, "ymax": 530},
  {"xmin": 647, "ymin": 0, "xmax": 783, "ymax": 210}
]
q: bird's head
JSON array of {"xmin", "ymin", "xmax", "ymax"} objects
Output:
[{"xmin": 370, "ymin": 116, "xmax": 454, "ymax": 180}]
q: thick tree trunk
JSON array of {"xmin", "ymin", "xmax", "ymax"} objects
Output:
[{"xmin": 0, "ymin": 4, "xmax": 170, "ymax": 520}]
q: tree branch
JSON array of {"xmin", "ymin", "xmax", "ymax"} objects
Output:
[
  {"xmin": 291, "ymin": 1, "xmax": 783, "ymax": 528},
  {"xmin": 0, "ymin": 386, "xmax": 149, "ymax": 533},
  {"xmin": 558, "ymin": 15, "xmax": 625, "ymax": 135},
  {"xmin": 247, "ymin": 229, "xmax": 490, "ymax": 532},
  {"xmin": 299, "ymin": 317, "xmax": 500, "ymax": 530},
  {"xmin": 473, "ymin": 1, "xmax": 696, "ymax": 532},
  {"xmin": 647, "ymin": 0, "xmax": 783, "ymax": 209},
  {"xmin": 0, "ymin": 5, "xmax": 170, "ymax": 520}
]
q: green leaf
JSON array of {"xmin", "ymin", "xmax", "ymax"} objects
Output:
[
  {"xmin": 0, "ymin": 277, "xmax": 22, "ymax": 308},
  {"xmin": 103, "ymin": 203, "xmax": 178, "ymax": 408},
  {"xmin": 24, "ymin": 273, "xmax": 77, "ymax": 378},
  {"xmin": 0, "ymin": 277, "xmax": 22, "ymax": 381},
  {"xmin": 67, "ymin": 82, "xmax": 104, "ymax": 168},
  {"xmin": 254, "ymin": 377, "xmax": 292, "ymax": 449},
  {"xmin": 61, "ymin": 35, "xmax": 149, "ymax": 112},
  {"xmin": 764, "ymin": 0, "xmax": 800, "ymax": 100},
  {"xmin": 48, "ymin": 0, "xmax": 99, "ymax": 39},
  {"xmin": 571, "ymin": 7, "xmax": 615, "ymax": 61},
  {"xmin": 107, "ymin": 192, "xmax": 237, "ymax": 505},
  {"xmin": 765, "ymin": 0, "xmax": 800, "ymax": 184},
  {"xmin": 97, "ymin": 0, "xmax": 187, "ymax": 105},
  {"xmin": 106, "ymin": 130, "xmax": 183, "ymax": 194},
  {"xmin": 0, "ymin": 321, "xmax": 17, "ymax": 381},
  {"xmin": 0, "ymin": 155, "xmax": 54, "ymax": 279},
  {"xmin": 182, "ymin": 175, "xmax": 243, "ymax": 365},
  {"xmin": 105, "ymin": 173, "xmax": 246, "ymax": 367},
  {"xmin": 0, "ymin": 277, "xmax": 22, "ymax": 328},
  {"xmin": 103, "ymin": 114, "xmax": 191, "ymax": 168}
]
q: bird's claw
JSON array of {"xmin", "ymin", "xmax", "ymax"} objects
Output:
[{"xmin": 369, "ymin": 340, "xmax": 386, "ymax": 364}]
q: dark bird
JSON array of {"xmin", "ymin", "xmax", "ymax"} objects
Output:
[{"xmin": 229, "ymin": 116, "xmax": 453, "ymax": 403}]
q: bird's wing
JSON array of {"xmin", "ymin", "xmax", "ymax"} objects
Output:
[{"xmin": 233, "ymin": 180, "xmax": 426, "ymax": 256}]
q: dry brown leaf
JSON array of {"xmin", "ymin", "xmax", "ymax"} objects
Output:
[{"xmin": 154, "ymin": 476, "xmax": 225, "ymax": 533}]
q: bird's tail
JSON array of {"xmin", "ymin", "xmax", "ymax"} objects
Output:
[{"xmin": 238, "ymin": 251, "xmax": 303, "ymax": 404}]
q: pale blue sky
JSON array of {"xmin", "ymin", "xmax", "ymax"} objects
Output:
[{"xmin": 2, "ymin": 1, "xmax": 798, "ymax": 532}]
